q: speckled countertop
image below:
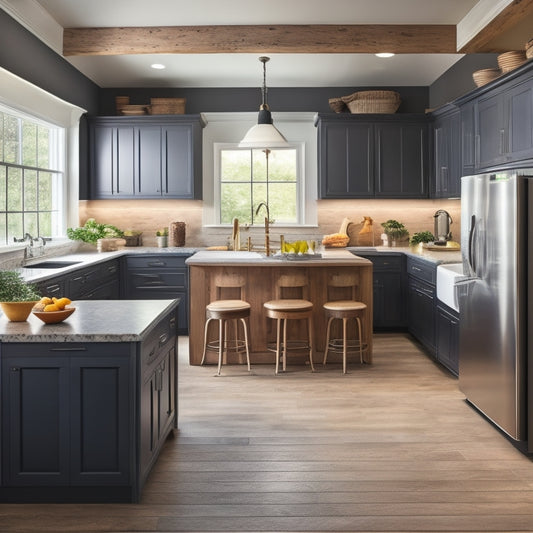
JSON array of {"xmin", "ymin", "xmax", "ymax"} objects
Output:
[
  {"xmin": 347, "ymin": 245, "xmax": 462, "ymax": 265},
  {"xmin": 0, "ymin": 299, "xmax": 179, "ymax": 343}
]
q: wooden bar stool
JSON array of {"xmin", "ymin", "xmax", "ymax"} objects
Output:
[
  {"xmin": 263, "ymin": 272, "xmax": 315, "ymax": 374},
  {"xmin": 201, "ymin": 273, "xmax": 251, "ymax": 376},
  {"xmin": 322, "ymin": 272, "xmax": 367, "ymax": 374}
]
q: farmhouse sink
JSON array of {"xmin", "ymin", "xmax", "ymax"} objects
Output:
[
  {"xmin": 436, "ymin": 263, "xmax": 464, "ymax": 313},
  {"xmin": 23, "ymin": 260, "xmax": 82, "ymax": 269}
]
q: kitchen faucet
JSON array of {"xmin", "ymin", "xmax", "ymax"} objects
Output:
[{"xmin": 255, "ymin": 202, "xmax": 270, "ymax": 256}]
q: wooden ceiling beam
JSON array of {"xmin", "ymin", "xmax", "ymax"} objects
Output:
[
  {"xmin": 459, "ymin": 0, "xmax": 533, "ymax": 53},
  {"xmin": 63, "ymin": 24, "xmax": 457, "ymax": 56}
]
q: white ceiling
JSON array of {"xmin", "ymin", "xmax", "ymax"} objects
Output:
[{"xmin": 2, "ymin": 0, "xmax": 521, "ymax": 88}]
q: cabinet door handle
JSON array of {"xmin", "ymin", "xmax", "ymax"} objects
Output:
[
  {"xmin": 50, "ymin": 347, "xmax": 88, "ymax": 352},
  {"xmin": 169, "ymin": 316, "xmax": 176, "ymax": 329}
]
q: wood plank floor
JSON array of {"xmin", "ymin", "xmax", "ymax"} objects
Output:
[{"xmin": 2, "ymin": 333, "xmax": 533, "ymax": 532}]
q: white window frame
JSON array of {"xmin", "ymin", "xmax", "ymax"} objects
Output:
[
  {"xmin": 214, "ymin": 142, "xmax": 306, "ymax": 226},
  {"xmin": 202, "ymin": 112, "xmax": 318, "ymax": 229},
  {"xmin": 0, "ymin": 67, "xmax": 85, "ymax": 251}
]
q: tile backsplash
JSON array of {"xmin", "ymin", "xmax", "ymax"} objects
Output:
[{"xmin": 79, "ymin": 198, "xmax": 461, "ymax": 249}]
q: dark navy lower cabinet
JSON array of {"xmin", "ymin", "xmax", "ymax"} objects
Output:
[
  {"xmin": 435, "ymin": 303, "xmax": 459, "ymax": 376},
  {"xmin": 0, "ymin": 307, "xmax": 178, "ymax": 502}
]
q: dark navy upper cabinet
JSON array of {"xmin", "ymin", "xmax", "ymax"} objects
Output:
[
  {"xmin": 317, "ymin": 119, "xmax": 374, "ymax": 198},
  {"xmin": 456, "ymin": 66, "xmax": 533, "ymax": 173},
  {"xmin": 430, "ymin": 105, "xmax": 461, "ymax": 198},
  {"xmin": 507, "ymin": 79, "xmax": 533, "ymax": 163},
  {"xmin": 374, "ymin": 120, "xmax": 428, "ymax": 198},
  {"xmin": 316, "ymin": 114, "xmax": 429, "ymax": 199},
  {"xmin": 88, "ymin": 115, "xmax": 205, "ymax": 200}
]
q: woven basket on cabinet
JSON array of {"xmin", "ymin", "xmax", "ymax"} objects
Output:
[{"xmin": 341, "ymin": 90, "xmax": 401, "ymax": 114}]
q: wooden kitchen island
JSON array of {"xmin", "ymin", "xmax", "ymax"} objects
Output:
[{"xmin": 186, "ymin": 250, "xmax": 373, "ymax": 367}]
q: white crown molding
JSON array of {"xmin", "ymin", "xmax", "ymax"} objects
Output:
[
  {"xmin": 0, "ymin": 0, "xmax": 63, "ymax": 54},
  {"xmin": 456, "ymin": 0, "xmax": 514, "ymax": 51}
]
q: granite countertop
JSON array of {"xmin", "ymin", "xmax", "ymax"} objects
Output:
[
  {"xmin": 0, "ymin": 299, "xmax": 179, "ymax": 343},
  {"xmin": 186, "ymin": 249, "xmax": 372, "ymax": 266},
  {"xmin": 347, "ymin": 245, "xmax": 462, "ymax": 265}
]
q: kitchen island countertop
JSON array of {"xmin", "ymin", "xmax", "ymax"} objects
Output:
[{"xmin": 0, "ymin": 299, "xmax": 179, "ymax": 342}]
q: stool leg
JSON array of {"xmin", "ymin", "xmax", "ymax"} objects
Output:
[
  {"xmin": 308, "ymin": 315, "xmax": 315, "ymax": 372},
  {"xmin": 342, "ymin": 317, "xmax": 348, "ymax": 374},
  {"xmin": 233, "ymin": 319, "xmax": 243, "ymax": 364},
  {"xmin": 323, "ymin": 316, "xmax": 334, "ymax": 366},
  {"xmin": 356, "ymin": 316, "xmax": 363, "ymax": 364},
  {"xmin": 201, "ymin": 317, "xmax": 213, "ymax": 365},
  {"xmin": 282, "ymin": 318, "xmax": 288, "ymax": 372},
  {"xmin": 217, "ymin": 318, "xmax": 224, "ymax": 376},
  {"xmin": 240, "ymin": 317, "xmax": 251, "ymax": 372},
  {"xmin": 275, "ymin": 318, "xmax": 281, "ymax": 375}
]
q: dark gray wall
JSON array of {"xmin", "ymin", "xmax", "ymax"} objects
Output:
[
  {"xmin": 0, "ymin": 10, "xmax": 101, "ymax": 199},
  {"xmin": 0, "ymin": 10, "xmax": 99, "ymax": 114},
  {"xmin": 98, "ymin": 86, "xmax": 429, "ymax": 115},
  {"xmin": 429, "ymin": 54, "xmax": 499, "ymax": 109}
]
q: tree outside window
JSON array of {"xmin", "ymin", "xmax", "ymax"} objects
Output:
[{"xmin": 219, "ymin": 147, "xmax": 299, "ymax": 225}]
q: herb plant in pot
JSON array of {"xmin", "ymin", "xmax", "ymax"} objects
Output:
[
  {"xmin": 0, "ymin": 271, "xmax": 41, "ymax": 321},
  {"xmin": 381, "ymin": 219, "xmax": 409, "ymax": 247},
  {"xmin": 156, "ymin": 228, "xmax": 168, "ymax": 248}
]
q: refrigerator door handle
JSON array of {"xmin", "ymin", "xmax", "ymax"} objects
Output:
[{"xmin": 468, "ymin": 214, "xmax": 477, "ymax": 276}]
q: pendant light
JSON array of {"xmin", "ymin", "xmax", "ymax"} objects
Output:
[{"xmin": 239, "ymin": 56, "xmax": 289, "ymax": 148}]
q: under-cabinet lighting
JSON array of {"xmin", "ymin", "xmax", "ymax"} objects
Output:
[
  {"xmin": 150, "ymin": 63, "xmax": 166, "ymax": 70},
  {"xmin": 375, "ymin": 52, "xmax": 395, "ymax": 58}
]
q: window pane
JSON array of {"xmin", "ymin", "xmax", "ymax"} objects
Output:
[
  {"xmin": 38, "ymin": 171, "xmax": 53, "ymax": 210},
  {"xmin": 25, "ymin": 212, "xmax": 38, "ymax": 237},
  {"xmin": 24, "ymin": 169, "xmax": 38, "ymax": 210},
  {"xmin": 221, "ymin": 150, "xmax": 251, "ymax": 183},
  {"xmin": 37, "ymin": 125, "xmax": 50, "ymax": 169},
  {"xmin": 220, "ymin": 182, "xmax": 252, "ymax": 224},
  {"xmin": 7, "ymin": 212, "xmax": 22, "ymax": 242},
  {"xmin": 269, "ymin": 149, "xmax": 297, "ymax": 183},
  {"xmin": 0, "ymin": 112, "xmax": 4, "ymax": 162},
  {"xmin": 269, "ymin": 183, "xmax": 297, "ymax": 223},
  {"xmin": 7, "ymin": 167, "xmax": 22, "ymax": 211},
  {"xmin": 0, "ymin": 214, "xmax": 6, "ymax": 243},
  {"xmin": 252, "ymin": 149, "xmax": 268, "ymax": 182},
  {"xmin": 0, "ymin": 165, "xmax": 6, "ymax": 211},
  {"xmin": 3, "ymin": 115, "xmax": 19, "ymax": 164},
  {"xmin": 22, "ymin": 121, "xmax": 38, "ymax": 167},
  {"xmin": 39, "ymin": 211, "xmax": 52, "ymax": 237}
]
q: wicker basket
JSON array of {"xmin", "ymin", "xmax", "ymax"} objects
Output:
[
  {"xmin": 120, "ymin": 104, "xmax": 148, "ymax": 116},
  {"xmin": 341, "ymin": 90, "xmax": 401, "ymax": 114},
  {"xmin": 526, "ymin": 38, "xmax": 533, "ymax": 59},
  {"xmin": 148, "ymin": 97, "xmax": 186, "ymax": 115},
  {"xmin": 329, "ymin": 97, "xmax": 347, "ymax": 113},
  {"xmin": 115, "ymin": 96, "xmax": 130, "ymax": 115},
  {"xmin": 472, "ymin": 68, "xmax": 501, "ymax": 87},
  {"xmin": 497, "ymin": 50, "xmax": 527, "ymax": 73}
]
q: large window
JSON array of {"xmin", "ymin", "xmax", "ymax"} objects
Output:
[
  {"xmin": 0, "ymin": 105, "xmax": 64, "ymax": 245},
  {"xmin": 218, "ymin": 144, "xmax": 302, "ymax": 225}
]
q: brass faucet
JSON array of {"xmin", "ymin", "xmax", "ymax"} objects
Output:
[{"xmin": 255, "ymin": 202, "xmax": 270, "ymax": 256}]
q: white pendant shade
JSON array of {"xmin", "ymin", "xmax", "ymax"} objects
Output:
[{"xmin": 238, "ymin": 123, "xmax": 289, "ymax": 148}]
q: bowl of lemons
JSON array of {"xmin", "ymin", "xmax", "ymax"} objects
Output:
[{"xmin": 32, "ymin": 296, "xmax": 75, "ymax": 324}]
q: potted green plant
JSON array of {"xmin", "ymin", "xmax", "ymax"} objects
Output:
[
  {"xmin": 0, "ymin": 271, "xmax": 41, "ymax": 321},
  {"xmin": 381, "ymin": 219, "xmax": 409, "ymax": 247},
  {"xmin": 67, "ymin": 218, "xmax": 124, "ymax": 245},
  {"xmin": 410, "ymin": 231, "xmax": 435, "ymax": 248},
  {"xmin": 156, "ymin": 228, "xmax": 168, "ymax": 248}
]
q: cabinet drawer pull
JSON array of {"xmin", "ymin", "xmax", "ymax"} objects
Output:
[
  {"xmin": 50, "ymin": 347, "xmax": 88, "ymax": 352},
  {"xmin": 159, "ymin": 333, "xmax": 168, "ymax": 346},
  {"xmin": 169, "ymin": 317, "xmax": 176, "ymax": 328},
  {"xmin": 147, "ymin": 261, "xmax": 166, "ymax": 267},
  {"xmin": 148, "ymin": 346, "xmax": 156, "ymax": 358}
]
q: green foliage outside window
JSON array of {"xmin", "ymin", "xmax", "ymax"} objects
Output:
[
  {"xmin": 220, "ymin": 147, "xmax": 298, "ymax": 225},
  {"xmin": 0, "ymin": 109, "xmax": 62, "ymax": 245}
]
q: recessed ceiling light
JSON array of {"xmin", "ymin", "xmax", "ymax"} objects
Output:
[
  {"xmin": 375, "ymin": 53, "xmax": 395, "ymax": 58},
  {"xmin": 150, "ymin": 63, "xmax": 166, "ymax": 70}
]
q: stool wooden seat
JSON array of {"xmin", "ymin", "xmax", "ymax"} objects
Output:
[
  {"xmin": 263, "ymin": 272, "xmax": 315, "ymax": 374},
  {"xmin": 322, "ymin": 272, "xmax": 367, "ymax": 374}
]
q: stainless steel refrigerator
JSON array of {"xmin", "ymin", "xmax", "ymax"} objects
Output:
[{"xmin": 458, "ymin": 170, "xmax": 533, "ymax": 448}]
